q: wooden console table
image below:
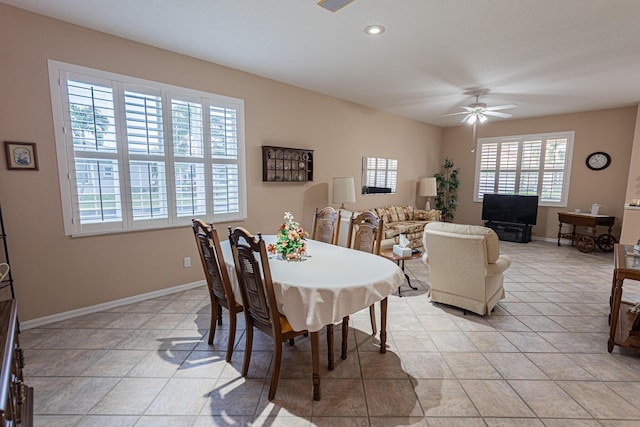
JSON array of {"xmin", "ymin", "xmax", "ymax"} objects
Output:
[
  {"xmin": 608, "ymin": 244, "xmax": 640, "ymax": 353},
  {"xmin": 557, "ymin": 212, "xmax": 616, "ymax": 253}
]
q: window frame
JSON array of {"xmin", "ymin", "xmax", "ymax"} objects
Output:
[
  {"xmin": 473, "ymin": 131, "xmax": 574, "ymax": 207},
  {"xmin": 48, "ymin": 60, "xmax": 246, "ymax": 237}
]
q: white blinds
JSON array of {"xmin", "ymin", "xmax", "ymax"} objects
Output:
[
  {"xmin": 474, "ymin": 132, "xmax": 574, "ymax": 207},
  {"xmin": 50, "ymin": 60, "xmax": 246, "ymax": 236}
]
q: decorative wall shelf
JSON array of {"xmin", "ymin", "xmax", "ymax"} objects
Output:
[{"xmin": 262, "ymin": 146, "xmax": 313, "ymax": 182}]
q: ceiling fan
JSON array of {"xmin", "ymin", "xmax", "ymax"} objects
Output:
[
  {"xmin": 317, "ymin": 0, "xmax": 355, "ymax": 12},
  {"xmin": 444, "ymin": 89, "xmax": 517, "ymax": 125}
]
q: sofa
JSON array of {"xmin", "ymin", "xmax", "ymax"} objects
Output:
[
  {"xmin": 372, "ymin": 205, "xmax": 441, "ymax": 249},
  {"xmin": 422, "ymin": 222, "xmax": 511, "ymax": 316}
]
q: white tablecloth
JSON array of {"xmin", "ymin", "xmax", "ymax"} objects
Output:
[{"xmin": 220, "ymin": 236, "xmax": 404, "ymax": 332}]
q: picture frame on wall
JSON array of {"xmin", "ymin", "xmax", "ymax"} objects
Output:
[{"xmin": 4, "ymin": 141, "xmax": 39, "ymax": 170}]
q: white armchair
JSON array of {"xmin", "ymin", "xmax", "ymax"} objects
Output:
[{"xmin": 422, "ymin": 222, "xmax": 511, "ymax": 315}]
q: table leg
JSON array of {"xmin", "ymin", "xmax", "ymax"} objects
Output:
[
  {"xmin": 397, "ymin": 259, "xmax": 418, "ymax": 297},
  {"xmin": 557, "ymin": 221, "xmax": 562, "ymax": 246},
  {"xmin": 311, "ymin": 331, "xmax": 321, "ymax": 400},
  {"xmin": 379, "ymin": 297, "xmax": 387, "ymax": 354},
  {"xmin": 608, "ymin": 278, "xmax": 623, "ymax": 353},
  {"xmin": 341, "ymin": 316, "xmax": 349, "ymax": 360},
  {"xmin": 326, "ymin": 324, "xmax": 334, "ymax": 371}
]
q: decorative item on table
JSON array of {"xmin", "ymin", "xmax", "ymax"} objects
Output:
[
  {"xmin": 268, "ymin": 212, "xmax": 309, "ymax": 261},
  {"xmin": 590, "ymin": 203, "xmax": 601, "ymax": 215},
  {"xmin": 393, "ymin": 234, "xmax": 412, "ymax": 257}
]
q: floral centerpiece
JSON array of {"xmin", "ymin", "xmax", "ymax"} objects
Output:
[{"xmin": 268, "ymin": 212, "xmax": 308, "ymax": 260}]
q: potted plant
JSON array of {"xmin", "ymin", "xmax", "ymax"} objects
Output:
[{"xmin": 435, "ymin": 157, "xmax": 459, "ymax": 222}]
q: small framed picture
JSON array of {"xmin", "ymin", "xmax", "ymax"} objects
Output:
[{"xmin": 4, "ymin": 141, "xmax": 39, "ymax": 170}]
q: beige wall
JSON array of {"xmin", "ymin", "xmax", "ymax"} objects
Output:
[
  {"xmin": 620, "ymin": 104, "xmax": 640, "ymax": 244},
  {"xmin": 0, "ymin": 5, "xmax": 442, "ymax": 321},
  {"xmin": 442, "ymin": 107, "xmax": 637, "ymax": 240}
]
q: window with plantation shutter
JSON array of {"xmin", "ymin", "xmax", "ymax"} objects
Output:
[
  {"xmin": 473, "ymin": 132, "xmax": 574, "ymax": 207},
  {"xmin": 48, "ymin": 60, "xmax": 246, "ymax": 236}
]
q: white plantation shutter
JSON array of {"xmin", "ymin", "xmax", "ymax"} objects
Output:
[
  {"xmin": 519, "ymin": 140, "xmax": 541, "ymax": 195},
  {"xmin": 66, "ymin": 79, "xmax": 122, "ymax": 225},
  {"xmin": 49, "ymin": 60, "xmax": 246, "ymax": 236},
  {"xmin": 474, "ymin": 132, "xmax": 574, "ymax": 207},
  {"xmin": 477, "ymin": 143, "xmax": 498, "ymax": 198}
]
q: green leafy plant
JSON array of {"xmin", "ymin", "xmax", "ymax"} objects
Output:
[{"xmin": 435, "ymin": 157, "xmax": 460, "ymax": 222}]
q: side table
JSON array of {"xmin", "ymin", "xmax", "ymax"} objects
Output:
[
  {"xmin": 608, "ymin": 244, "xmax": 640, "ymax": 353},
  {"xmin": 380, "ymin": 248, "xmax": 422, "ymax": 297}
]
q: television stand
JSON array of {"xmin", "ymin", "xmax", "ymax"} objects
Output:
[{"xmin": 484, "ymin": 221, "xmax": 532, "ymax": 243}]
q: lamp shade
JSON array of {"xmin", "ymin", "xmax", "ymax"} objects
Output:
[
  {"xmin": 419, "ymin": 177, "xmax": 437, "ymax": 197},
  {"xmin": 332, "ymin": 177, "xmax": 356, "ymax": 206}
]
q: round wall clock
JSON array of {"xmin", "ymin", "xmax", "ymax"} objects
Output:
[{"xmin": 585, "ymin": 151, "xmax": 611, "ymax": 171}]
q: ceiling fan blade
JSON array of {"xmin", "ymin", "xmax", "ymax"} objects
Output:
[
  {"xmin": 484, "ymin": 104, "xmax": 517, "ymax": 111},
  {"xmin": 441, "ymin": 111, "xmax": 469, "ymax": 117},
  {"xmin": 461, "ymin": 114, "xmax": 473, "ymax": 123},
  {"xmin": 484, "ymin": 111, "xmax": 512, "ymax": 118}
]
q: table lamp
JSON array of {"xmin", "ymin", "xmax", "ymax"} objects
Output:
[
  {"xmin": 332, "ymin": 177, "xmax": 356, "ymax": 209},
  {"xmin": 419, "ymin": 177, "xmax": 437, "ymax": 210}
]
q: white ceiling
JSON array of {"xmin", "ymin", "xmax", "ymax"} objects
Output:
[{"xmin": 4, "ymin": 0, "xmax": 640, "ymax": 127}]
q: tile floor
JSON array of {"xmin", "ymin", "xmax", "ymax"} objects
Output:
[{"xmin": 20, "ymin": 240, "xmax": 640, "ymax": 426}]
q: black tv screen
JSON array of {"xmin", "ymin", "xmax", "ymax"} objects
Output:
[{"xmin": 482, "ymin": 194, "xmax": 539, "ymax": 225}]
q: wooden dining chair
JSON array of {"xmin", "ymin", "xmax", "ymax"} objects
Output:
[
  {"xmin": 346, "ymin": 211, "xmax": 385, "ymax": 335},
  {"xmin": 228, "ymin": 226, "xmax": 321, "ymax": 400},
  {"xmin": 311, "ymin": 206, "xmax": 350, "ymax": 365},
  {"xmin": 191, "ymin": 219, "xmax": 243, "ymax": 362},
  {"xmin": 311, "ymin": 206, "xmax": 340, "ymax": 245}
]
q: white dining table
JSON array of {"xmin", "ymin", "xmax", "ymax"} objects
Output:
[{"xmin": 219, "ymin": 235, "xmax": 404, "ymax": 400}]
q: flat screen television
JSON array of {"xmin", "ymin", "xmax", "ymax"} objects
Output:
[{"xmin": 481, "ymin": 194, "xmax": 539, "ymax": 225}]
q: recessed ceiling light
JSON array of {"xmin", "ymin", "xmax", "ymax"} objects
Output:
[{"xmin": 364, "ymin": 25, "xmax": 385, "ymax": 36}]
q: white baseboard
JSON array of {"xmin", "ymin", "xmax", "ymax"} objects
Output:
[{"xmin": 21, "ymin": 280, "xmax": 207, "ymax": 330}]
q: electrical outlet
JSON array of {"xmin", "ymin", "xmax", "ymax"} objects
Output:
[{"xmin": 183, "ymin": 256, "xmax": 191, "ymax": 268}]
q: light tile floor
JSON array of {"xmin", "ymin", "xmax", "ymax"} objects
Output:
[{"xmin": 21, "ymin": 240, "xmax": 640, "ymax": 426}]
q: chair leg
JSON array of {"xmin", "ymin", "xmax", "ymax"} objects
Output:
[
  {"xmin": 226, "ymin": 312, "xmax": 237, "ymax": 363},
  {"xmin": 379, "ymin": 297, "xmax": 388, "ymax": 354},
  {"xmin": 326, "ymin": 324, "xmax": 334, "ymax": 370},
  {"xmin": 288, "ymin": 338, "xmax": 295, "ymax": 346},
  {"xmin": 341, "ymin": 316, "xmax": 349, "ymax": 360},
  {"xmin": 268, "ymin": 340, "xmax": 283, "ymax": 400},
  {"xmin": 217, "ymin": 303, "xmax": 223, "ymax": 325},
  {"xmin": 369, "ymin": 304, "xmax": 377, "ymax": 335},
  {"xmin": 209, "ymin": 301, "xmax": 219, "ymax": 345},
  {"xmin": 242, "ymin": 324, "xmax": 253, "ymax": 377}
]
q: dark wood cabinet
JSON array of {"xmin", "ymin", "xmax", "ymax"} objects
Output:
[
  {"xmin": 262, "ymin": 146, "xmax": 313, "ymax": 182},
  {"xmin": 0, "ymin": 206, "xmax": 13, "ymax": 300},
  {"xmin": 0, "ymin": 300, "xmax": 33, "ymax": 426},
  {"xmin": 608, "ymin": 244, "xmax": 640, "ymax": 353}
]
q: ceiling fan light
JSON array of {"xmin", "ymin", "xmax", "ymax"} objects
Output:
[
  {"xmin": 364, "ymin": 25, "xmax": 385, "ymax": 35},
  {"xmin": 466, "ymin": 114, "xmax": 478, "ymax": 125},
  {"xmin": 478, "ymin": 114, "xmax": 488, "ymax": 123}
]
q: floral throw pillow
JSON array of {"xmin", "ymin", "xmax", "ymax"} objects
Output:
[{"xmin": 395, "ymin": 205, "xmax": 414, "ymax": 222}]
